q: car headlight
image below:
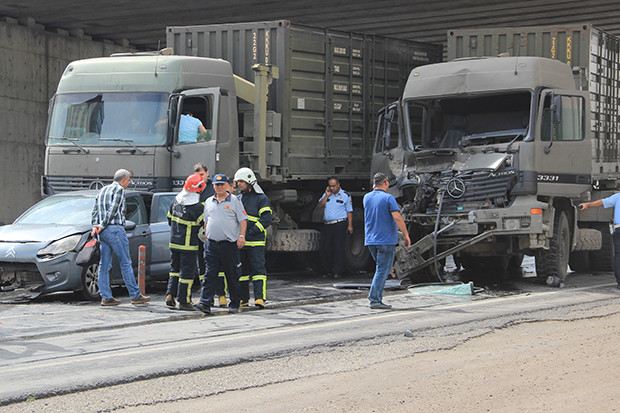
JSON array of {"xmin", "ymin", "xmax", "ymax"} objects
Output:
[{"xmin": 37, "ymin": 234, "xmax": 83, "ymax": 260}]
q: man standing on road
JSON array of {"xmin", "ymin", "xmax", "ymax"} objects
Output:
[
  {"xmin": 318, "ymin": 176, "xmax": 353, "ymax": 279},
  {"xmin": 194, "ymin": 174, "xmax": 247, "ymax": 314},
  {"xmin": 363, "ymin": 172, "xmax": 411, "ymax": 309},
  {"xmin": 193, "ymin": 162, "xmax": 223, "ymax": 304},
  {"xmin": 91, "ymin": 169, "xmax": 151, "ymax": 306},
  {"xmin": 234, "ymin": 167, "xmax": 273, "ymax": 309},
  {"xmin": 579, "ymin": 196, "xmax": 620, "ymax": 288},
  {"xmin": 165, "ymin": 173, "xmax": 205, "ymax": 310}
]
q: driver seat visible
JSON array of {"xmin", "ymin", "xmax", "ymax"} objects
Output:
[{"xmin": 440, "ymin": 116, "xmax": 468, "ymax": 148}]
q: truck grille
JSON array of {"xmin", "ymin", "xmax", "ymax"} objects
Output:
[
  {"xmin": 43, "ymin": 176, "xmax": 112, "ymax": 194},
  {"xmin": 429, "ymin": 169, "xmax": 517, "ymax": 214}
]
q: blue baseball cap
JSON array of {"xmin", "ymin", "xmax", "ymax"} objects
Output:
[{"xmin": 213, "ymin": 174, "xmax": 228, "ymax": 184}]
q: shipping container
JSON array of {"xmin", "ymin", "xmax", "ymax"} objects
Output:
[
  {"xmin": 167, "ymin": 20, "xmax": 442, "ymax": 180},
  {"xmin": 447, "ymin": 24, "xmax": 620, "ymax": 176}
]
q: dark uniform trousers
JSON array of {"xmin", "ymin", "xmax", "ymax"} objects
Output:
[
  {"xmin": 166, "ymin": 250, "xmax": 198, "ymax": 304},
  {"xmin": 320, "ymin": 220, "xmax": 347, "ymax": 275},
  {"xmin": 199, "ymin": 240, "xmax": 241, "ymax": 308},
  {"xmin": 198, "ymin": 242, "xmax": 228, "ymax": 296},
  {"xmin": 240, "ymin": 246, "xmax": 267, "ymax": 302}
]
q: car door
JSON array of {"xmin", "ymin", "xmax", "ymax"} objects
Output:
[
  {"xmin": 147, "ymin": 193, "xmax": 176, "ymax": 280},
  {"xmin": 119, "ymin": 195, "xmax": 150, "ymax": 283}
]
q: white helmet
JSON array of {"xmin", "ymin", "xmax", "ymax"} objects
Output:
[{"xmin": 234, "ymin": 167, "xmax": 257, "ymax": 185}]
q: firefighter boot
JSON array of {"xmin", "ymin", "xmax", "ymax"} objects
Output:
[{"xmin": 165, "ymin": 294, "xmax": 176, "ymax": 308}]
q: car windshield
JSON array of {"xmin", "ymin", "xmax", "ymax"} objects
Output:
[
  {"xmin": 47, "ymin": 92, "xmax": 169, "ymax": 146},
  {"xmin": 16, "ymin": 195, "xmax": 95, "ymax": 225}
]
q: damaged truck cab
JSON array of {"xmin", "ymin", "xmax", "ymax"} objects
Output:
[{"xmin": 374, "ymin": 53, "xmax": 617, "ymax": 284}]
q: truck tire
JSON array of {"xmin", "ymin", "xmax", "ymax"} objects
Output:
[
  {"xmin": 569, "ymin": 251, "xmax": 591, "ymax": 273},
  {"xmin": 79, "ymin": 263, "xmax": 100, "ymax": 301},
  {"xmin": 535, "ymin": 211, "xmax": 570, "ymax": 280},
  {"xmin": 459, "ymin": 254, "xmax": 509, "ymax": 271},
  {"xmin": 344, "ymin": 210, "xmax": 372, "ymax": 273},
  {"xmin": 508, "ymin": 253, "xmax": 524, "ymax": 270},
  {"xmin": 590, "ymin": 223, "xmax": 614, "ymax": 272},
  {"xmin": 266, "ymin": 229, "xmax": 320, "ymax": 252}
]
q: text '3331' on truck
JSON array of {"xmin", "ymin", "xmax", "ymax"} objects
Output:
[
  {"xmin": 42, "ymin": 20, "xmax": 441, "ymax": 273},
  {"xmin": 373, "ymin": 24, "xmax": 620, "ymax": 286}
]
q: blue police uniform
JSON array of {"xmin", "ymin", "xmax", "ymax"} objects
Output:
[{"xmin": 319, "ymin": 189, "xmax": 353, "ymax": 277}]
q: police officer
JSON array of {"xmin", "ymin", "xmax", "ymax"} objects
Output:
[
  {"xmin": 318, "ymin": 176, "xmax": 353, "ymax": 278},
  {"xmin": 194, "ymin": 174, "xmax": 247, "ymax": 314},
  {"xmin": 166, "ymin": 173, "xmax": 205, "ymax": 310},
  {"xmin": 234, "ymin": 167, "xmax": 273, "ymax": 308},
  {"xmin": 194, "ymin": 163, "xmax": 227, "ymax": 307}
]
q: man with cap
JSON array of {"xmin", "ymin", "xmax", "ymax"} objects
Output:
[
  {"xmin": 318, "ymin": 176, "xmax": 353, "ymax": 278},
  {"xmin": 194, "ymin": 173, "xmax": 247, "ymax": 314},
  {"xmin": 165, "ymin": 173, "xmax": 205, "ymax": 310},
  {"xmin": 193, "ymin": 162, "xmax": 227, "ymax": 306},
  {"xmin": 234, "ymin": 167, "xmax": 273, "ymax": 308}
]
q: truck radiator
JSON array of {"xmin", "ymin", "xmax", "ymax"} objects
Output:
[{"xmin": 429, "ymin": 170, "xmax": 516, "ymax": 214}]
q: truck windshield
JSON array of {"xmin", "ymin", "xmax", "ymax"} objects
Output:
[
  {"xmin": 47, "ymin": 92, "xmax": 169, "ymax": 146},
  {"xmin": 405, "ymin": 92, "xmax": 531, "ymax": 149}
]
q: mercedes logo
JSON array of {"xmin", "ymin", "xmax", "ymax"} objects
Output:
[
  {"xmin": 446, "ymin": 178, "xmax": 466, "ymax": 199},
  {"xmin": 5, "ymin": 247, "xmax": 16, "ymax": 258},
  {"xmin": 89, "ymin": 180, "xmax": 105, "ymax": 190}
]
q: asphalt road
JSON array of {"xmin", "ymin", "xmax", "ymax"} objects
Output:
[{"xmin": 1, "ymin": 258, "xmax": 619, "ymax": 409}]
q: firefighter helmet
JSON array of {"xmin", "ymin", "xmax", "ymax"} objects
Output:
[
  {"xmin": 183, "ymin": 173, "xmax": 206, "ymax": 193},
  {"xmin": 234, "ymin": 167, "xmax": 257, "ymax": 184}
]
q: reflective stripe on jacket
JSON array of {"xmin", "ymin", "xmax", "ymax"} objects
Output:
[
  {"xmin": 167, "ymin": 200, "xmax": 204, "ymax": 251},
  {"xmin": 239, "ymin": 189, "xmax": 272, "ymax": 247}
]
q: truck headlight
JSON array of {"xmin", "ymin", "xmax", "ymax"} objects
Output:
[{"xmin": 37, "ymin": 234, "xmax": 82, "ymax": 260}]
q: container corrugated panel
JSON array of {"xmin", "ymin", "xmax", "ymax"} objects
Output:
[
  {"xmin": 167, "ymin": 21, "xmax": 442, "ymax": 179},
  {"xmin": 447, "ymin": 24, "xmax": 620, "ymax": 176}
]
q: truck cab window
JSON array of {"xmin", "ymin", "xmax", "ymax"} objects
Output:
[
  {"xmin": 177, "ymin": 96, "xmax": 212, "ymax": 144},
  {"xmin": 375, "ymin": 106, "xmax": 400, "ymax": 153},
  {"xmin": 542, "ymin": 95, "xmax": 585, "ymax": 142}
]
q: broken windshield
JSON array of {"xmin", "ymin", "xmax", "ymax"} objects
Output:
[
  {"xmin": 405, "ymin": 92, "xmax": 532, "ymax": 149},
  {"xmin": 47, "ymin": 92, "xmax": 169, "ymax": 146}
]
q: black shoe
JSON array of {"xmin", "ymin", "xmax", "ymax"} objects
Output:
[
  {"xmin": 370, "ymin": 302, "xmax": 392, "ymax": 310},
  {"xmin": 178, "ymin": 302, "xmax": 196, "ymax": 311},
  {"xmin": 193, "ymin": 302, "xmax": 211, "ymax": 314}
]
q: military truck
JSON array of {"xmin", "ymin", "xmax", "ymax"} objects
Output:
[
  {"xmin": 43, "ymin": 20, "xmax": 441, "ymax": 273},
  {"xmin": 372, "ymin": 24, "xmax": 620, "ymax": 285}
]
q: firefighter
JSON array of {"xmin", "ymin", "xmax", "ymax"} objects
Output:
[
  {"xmin": 165, "ymin": 173, "xmax": 205, "ymax": 310},
  {"xmin": 234, "ymin": 167, "xmax": 273, "ymax": 308}
]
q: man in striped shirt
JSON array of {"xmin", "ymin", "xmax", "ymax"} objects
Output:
[{"xmin": 91, "ymin": 169, "xmax": 151, "ymax": 306}]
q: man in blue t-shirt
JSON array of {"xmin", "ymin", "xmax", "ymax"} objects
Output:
[
  {"xmin": 178, "ymin": 113, "xmax": 207, "ymax": 143},
  {"xmin": 579, "ymin": 194, "xmax": 620, "ymax": 288},
  {"xmin": 363, "ymin": 173, "xmax": 411, "ymax": 309}
]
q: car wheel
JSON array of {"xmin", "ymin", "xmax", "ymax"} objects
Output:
[{"xmin": 80, "ymin": 263, "xmax": 100, "ymax": 301}]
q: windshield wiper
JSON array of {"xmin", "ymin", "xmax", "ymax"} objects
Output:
[
  {"xmin": 49, "ymin": 136, "xmax": 90, "ymax": 154},
  {"xmin": 98, "ymin": 138, "xmax": 146, "ymax": 155}
]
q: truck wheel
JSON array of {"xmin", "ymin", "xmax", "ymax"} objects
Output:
[
  {"xmin": 569, "ymin": 251, "xmax": 591, "ymax": 273},
  {"xmin": 266, "ymin": 229, "xmax": 320, "ymax": 252},
  {"xmin": 535, "ymin": 211, "xmax": 570, "ymax": 281},
  {"xmin": 344, "ymin": 211, "xmax": 372, "ymax": 273},
  {"xmin": 79, "ymin": 263, "xmax": 100, "ymax": 301},
  {"xmin": 590, "ymin": 223, "xmax": 614, "ymax": 272},
  {"xmin": 508, "ymin": 253, "xmax": 524, "ymax": 270}
]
